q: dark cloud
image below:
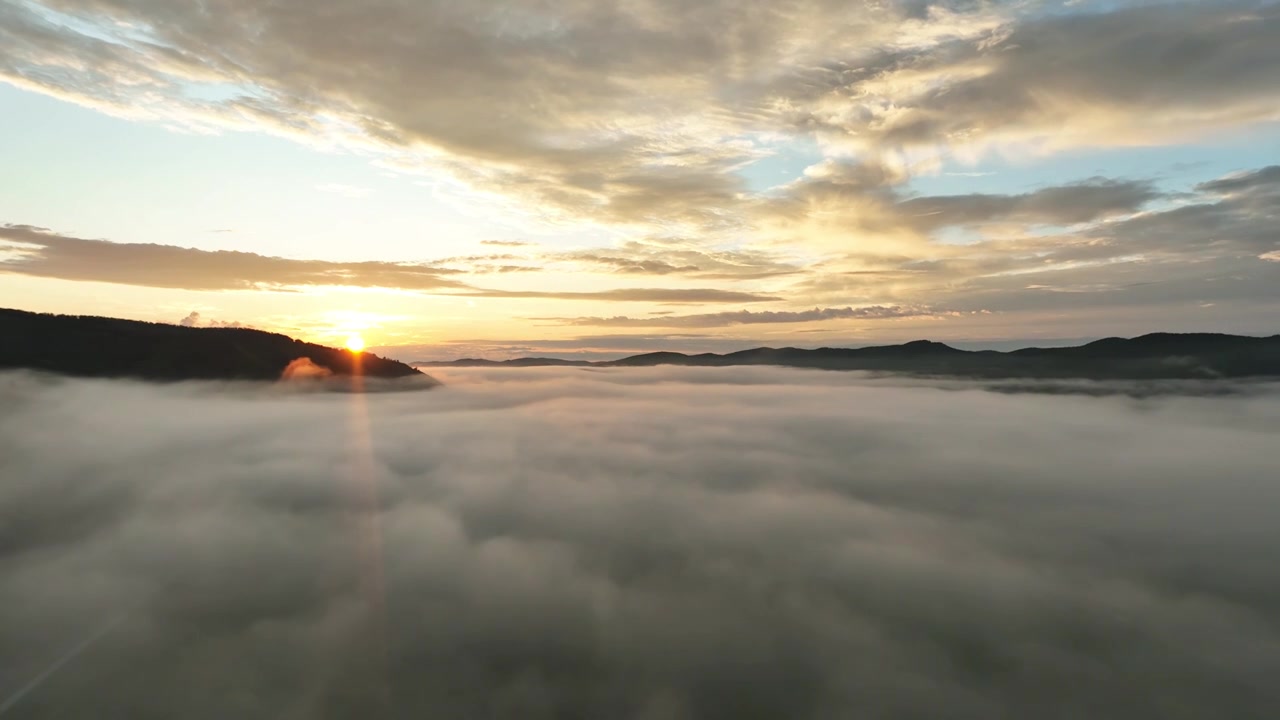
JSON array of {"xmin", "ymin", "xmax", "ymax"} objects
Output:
[
  {"xmin": 798, "ymin": 1, "xmax": 1280, "ymax": 151},
  {"xmin": 897, "ymin": 179, "xmax": 1160, "ymax": 230},
  {"xmin": 1195, "ymin": 165, "xmax": 1280, "ymax": 195},
  {"xmin": 759, "ymin": 165, "xmax": 1158, "ymax": 238},
  {"xmin": 3, "ymin": 369, "xmax": 1280, "ymax": 718},
  {"xmin": 550, "ymin": 305, "xmax": 941, "ymax": 328},
  {"xmin": 780, "ymin": 164, "xmax": 1280, "ymax": 319}
]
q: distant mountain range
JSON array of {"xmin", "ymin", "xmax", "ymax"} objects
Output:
[
  {"xmin": 416, "ymin": 334, "xmax": 1280, "ymax": 380},
  {"xmin": 0, "ymin": 308, "xmax": 422, "ymax": 381},
  {"xmin": 5, "ymin": 307, "xmax": 1276, "ymax": 382}
]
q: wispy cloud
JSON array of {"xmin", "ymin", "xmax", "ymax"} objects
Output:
[
  {"xmin": 479, "ymin": 240, "xmax": 534, "ymax": 248},
  {"xmin": 0, "ymin": 224, "xmax": 468, "ymax": 292},
  {"xmin": 548, "ymin": 305, "xmax": 943, "ymax": 328},
  {"xmin": 0, "ymin": 224, "xmax": 786, "ymax": 304},
  {"xmin": 465, "ymin": 288, "xmax": 781, "ymax": 304}
]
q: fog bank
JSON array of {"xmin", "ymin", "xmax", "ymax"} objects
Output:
[{"xmin": 3, "ymin": 368, "xmax": 1280, "ymax": 719}]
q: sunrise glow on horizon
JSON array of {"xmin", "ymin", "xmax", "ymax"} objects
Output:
[
  {"xmin": 1, "ymin": 0, "xmax": 1277, "ymax": 361},
  {"xmin": 3, "ymin": 4, "xmax": 1280, "ymax": 715}
]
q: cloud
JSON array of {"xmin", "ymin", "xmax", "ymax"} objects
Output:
[
  {"xmin": 895, "ymin": 179, "xmax": 1160, "ymax": 230},
  {"xmin": 178, "ymin": 311, "xmax": 245, "ymax": 329},
  {"xmin": 790, "ymin": 1, "xmax": 1280, "ymax": 154},
  {"xmin": 774, "ymin": 164, "xmax": 1280, "ymax": 320},
  {"xmin": 550, "ymin": 305, "xmax": 941, "ymax": 328},
  {"xmin": 429, "ymin": 253, "xmax": 540, "ymax": 275},
  {"xmin": 3, "ymin": 1, "xmax": 1280, "ymax": 336},
  {"xmin": 0, "ymin": 0, "xmax": 1006, "ymax": 232},
  {"xmin": 479, "ymin": 240, "xmax": 534, "ymax": 248},
  {"xmin": 1195, "ymin": 165, "xmax": 1280, "ymax": 195},
  {"xmin": 563, "ymin": 243, "xmax": 804, "ymax": 280},
  {"xmin": 473, "ymin": 264, "xmax": 540, "ymax": 274},
  {"xmin": 756, "ymin": 164, "xmax": 1158, "ymax": 244},
  {"xmin": 279, "ymin": 357, "xmax": 333, "ymax": 380},
  {"xmin": 4, "ymin": 0, "xmax": 1278, "ymax": 243},
  {"xmin": 572, "ymin": 255, "xmax": 702, "ymax": 276},
  {"xmin": 0, "ymin": 225, "xmax": 777, "ymax": 302},
  {"xmin": 463, "ymin": 288, "xmax": 781, "ymax": 304},
  {"xmin": 2, "ymin": 369, "xmax": 1280, "ymax": 718},
  {"xmin": 0, "ymin": 224, "xmax": 469, "ymax": 292},
  {"xmin": 379, "ymin": 335, "xmax": 792, "ymax": 362}
]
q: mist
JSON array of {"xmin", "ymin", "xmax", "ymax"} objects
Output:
[{"xmin": 3, "ymin": 367, "xmax": 1280, "ymax": 719}]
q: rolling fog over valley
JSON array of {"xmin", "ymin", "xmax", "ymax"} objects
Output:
[
  {"xmin": 5, "ymin": 0, "xmax": 1280, "ymax": 715},
  {"xmin": 3, "ymin": 368, "xmax": 1280, "ymax": 719}
]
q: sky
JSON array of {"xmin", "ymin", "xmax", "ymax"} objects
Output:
[
  {"xmin": 4, "ymin": 368, "xmax": 1280, "ymax": 718},
  {"xmin": 1, "ymin": 0, "xmax": 1278, "ymax": 359}
]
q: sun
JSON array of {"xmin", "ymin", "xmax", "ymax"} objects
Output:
[{"xmin": 345, "ymin": 333, "xmax": 365, "ymax": 352}]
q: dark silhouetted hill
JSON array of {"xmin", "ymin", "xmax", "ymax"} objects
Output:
[
  {"xmin": 0, "ymin": 308, "xmax": 423, "ymax": 381},
  {"xmin": 416, "ymin": 333, "xmax": 1280, "ymax": 380}
]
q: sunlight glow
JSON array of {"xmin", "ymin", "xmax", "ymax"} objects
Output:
[{"xmin": 345, "ymin": 333, "xmax": 366, "ymax": 352}]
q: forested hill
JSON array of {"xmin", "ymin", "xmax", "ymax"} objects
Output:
[
  {"xmin": 417, "ymin": 334, "xmax": 1280, "ymax": 380},
  {"xmin": 0, "ymin": 308, "xmax": 422, "ymax": 381}
]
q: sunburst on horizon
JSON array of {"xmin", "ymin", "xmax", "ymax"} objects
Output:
[{"xmin": 345, "ymin": 333, "xmax": 365, "ymax": 353}]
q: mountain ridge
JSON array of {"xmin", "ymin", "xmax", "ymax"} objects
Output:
[
  {"xmin": 0, "ymin": 308, "xmax": 424, "ymax": 382},
  {"xmin": 414, "ymin": 333, "xmax": 1280, "ymax": 380}
]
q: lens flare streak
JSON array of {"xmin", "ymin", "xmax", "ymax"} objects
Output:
[
  {"xmin": 0, "ymin": 614, "xmax": 127, "ymax": 716},
  {"xmin": 343, "ymin": 353, "xmax": 391, "ymax": 706}
]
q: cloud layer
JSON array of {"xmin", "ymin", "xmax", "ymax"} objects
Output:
[
  {"xmin": 550, "ymin": 305, "xmax": 941, "ymax": 328},
  {"xmin": 0, "ymin": 224, "xmax": 468, "ymax": 292},
  {"xmin": 0, "ymin": 225, "xmax": 777, "ymax": 304},
  {"xmin": 6, "ymin": 1, "xmax": 1278, "ymax": 211},
  {"xmin": 3, "ymin": 369, "xmax": 1280, "ymax": 718}
]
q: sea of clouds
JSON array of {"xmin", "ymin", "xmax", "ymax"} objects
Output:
[{"xmin": 3, "ymin": 367, "xmax": 1280, "ymax": 719}]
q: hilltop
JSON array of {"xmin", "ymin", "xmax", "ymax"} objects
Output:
[{"xmin": 0, "ymin": 308, "xmax": 424, "ymax": 382}]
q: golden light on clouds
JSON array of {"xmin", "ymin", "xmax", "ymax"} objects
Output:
[{"xmin": 1, "ymin": 0, "xmax": 1278, "ymax": 356}]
